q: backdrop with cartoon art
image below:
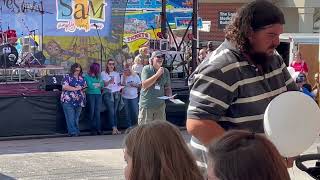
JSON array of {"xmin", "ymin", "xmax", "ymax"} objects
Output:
[
  {"xmin": 123, "ymin": 0, "xmax": 193, "ymax": 54},
  {"xmin": 1, "ymin": 0, "xmax": 193, "ymax": 71},
  {"xmin": 0, "ymin": 0, "xmax": 126, "ymax": 70}
]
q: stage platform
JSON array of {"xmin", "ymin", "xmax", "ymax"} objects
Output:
[
  {"xmin": 0, "ymin": 65, "xmax": 64, "ymax": 83},
  {"xmin": 0, "ymin": 79, "xmax": 189, "ymax": 137}
]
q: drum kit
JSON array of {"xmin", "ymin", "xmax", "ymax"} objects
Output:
[
  {"xmin": 0, "ymin": 29, "xmax": 19, "ymax": 68},
  {"xmin": 0, "ymin": 27, "xmax": 41, "ymax": 69}
]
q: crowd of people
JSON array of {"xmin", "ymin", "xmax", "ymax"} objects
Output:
[
  {"xmin": 122, "ymin": 1, "xmax": 316, "ymax": 179},
  {"xmin": 60, "ymin": 49, "xmax": 172, "ymax": 136},
  {"xmin": 287, "ymin": 51, "xmax": 320, "ymax": 102}
]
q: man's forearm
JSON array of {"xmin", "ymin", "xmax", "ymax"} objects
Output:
[
  {"xmin": 164, "ymin": 86, "xmax": 172, "ymax": 97},
  {"xmin": 186, "ymin": 118, "xmax": 225, "ymax": 145},
  {"xmin": 141, "ymin": 74, "xmax": 159, "ymax": 90}
]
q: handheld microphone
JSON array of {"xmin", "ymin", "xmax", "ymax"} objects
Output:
[{"xmin": 93, "ymin": 23, "xmax": 98, "ymax": 28}]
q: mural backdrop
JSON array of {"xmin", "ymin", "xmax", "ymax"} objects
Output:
[
  {"xmin": 123, "ymin": 0, "xmax": 193, "ymax": 53},
  {"xmin": 0, "ymin": 0, "xmax": 192, "ymax": 70},
  {"xmin": 1, "ymin": 0, "xmax": 125, "ymax": 70}
]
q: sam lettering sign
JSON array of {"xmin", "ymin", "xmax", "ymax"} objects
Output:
[
  {"xmin": 218, "ymin": 11, "xmax": 236, "ymax": 29},
  {"xmin": 56, "ymin": 0, "xmax": 107, "ymax": 32}
]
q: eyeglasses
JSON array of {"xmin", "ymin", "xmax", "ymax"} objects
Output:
[
  {"xmin": 75, "ymin": 69, "xmax": 81, "ymax": 72},
  {"xmin": 108, "ymin": 63, "xmax": 115, "ymax": 66}
]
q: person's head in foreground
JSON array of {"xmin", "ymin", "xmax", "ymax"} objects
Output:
[
  {"xmin": 207, "ymin": 130, "xmax": 290, "ymax": 180},
  {"xmin": 123, "ymin": 121, "xmax": 203, "ymax": 180},
  {"xmin": 225, "ymin": 0, "xmax": 285, "ymax": 68}
]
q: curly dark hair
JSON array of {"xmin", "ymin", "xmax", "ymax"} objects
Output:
[
  {"xmin": 225, "ymin": 0, "xmax": 285, "ymax": 53},
  {"xmin": 69, "ymin": 63, "xmax": 82, "ymax": 76}
]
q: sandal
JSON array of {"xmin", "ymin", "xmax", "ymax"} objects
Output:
[{"xmin": 112, "ymin": 128, "xmax": 121, "ymax": 135}]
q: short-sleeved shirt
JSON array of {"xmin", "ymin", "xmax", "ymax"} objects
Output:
[
  {"xmin": 60, "ymin": 74, "xmax": 87, "ymax": 107},
  {"xmin": 84, "ymin": 74, "xmax": 104, "ymax": 95},
  {"xmin": 139, "ymin": 65, "xmax": 171, "ymax": 109},
  {"xmin": 290, "ymin": 61, "xmax": 308, "ymax": 73},
  {"xmin": 132, "ymin": 64, "xmax": 144, "ymax": 75},
  {"xmin": 121, "ymin": 74, "xmax": 141, "ymax": 99},
  {"xmin": 101, "ymin": 71, "xmax": 121, "ymax": 92},
  {"xmin": 188, "ymin": 39, "xmax": 298, "ymax": 133}
]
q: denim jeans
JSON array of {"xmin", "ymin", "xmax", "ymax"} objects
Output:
[
  {"xmin": 105, "ymin": 92, "xmax": 120, "ymax": 128},
  {"xmin": 87, "ymin": 94, "xmax": 102, "ymax": 133},
  {"xmin": 62, "ymin": 103, "xmax": 82, "ymax": 135},
  {"xmin": 123, "ymin": 97, "xmax": 139, "ymax": 127}
]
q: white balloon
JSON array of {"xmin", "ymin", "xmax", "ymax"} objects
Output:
[{"xmin": 264, "ymin": 91, "xmax": 320, "ymax": 157}]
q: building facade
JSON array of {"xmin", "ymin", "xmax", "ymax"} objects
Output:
[{"xmin": 199, "ymin": 0, "xmax": 320, "ymax": 42}]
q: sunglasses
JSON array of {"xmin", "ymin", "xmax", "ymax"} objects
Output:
[{"xmin": 156, "ymin": 55, "xmax": 163, "ymax": 59}]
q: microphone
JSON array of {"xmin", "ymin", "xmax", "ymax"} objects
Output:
[{"xmin": 93, "ymin": 23, "xmax": 98, "ymax": 28}]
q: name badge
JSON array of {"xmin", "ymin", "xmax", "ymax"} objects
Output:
[{"xmin": 155, "ymin": 84, "xmax": 160, "ymax": 90}]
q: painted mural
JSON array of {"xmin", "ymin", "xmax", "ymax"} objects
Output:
[
  {"xmin": 123, "ymin": 0, "xmax": 193, "ymax": 53},
  {"xmin": 0, "ymin": 0, "xmax": 193, "ymax": 70},
  {"xmin": 0, "ymin": 0, "xmax": 125, "ymax": 70}
]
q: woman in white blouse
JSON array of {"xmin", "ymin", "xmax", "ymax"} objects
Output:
[
  {"xmin": 101, "ymin": 59, "xmax": 122, "ymax": 135},
  {"xmin": 121, "ymin": 64, "xmax": 141, "ymax": 128}
]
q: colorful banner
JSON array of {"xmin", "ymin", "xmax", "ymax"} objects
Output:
[
  {"xmin": 123, "ymin": 10, "xmax": 193, "ymax": 53},
  {"xmin": 0, "ymin": 0, "xmax": 125, "ymax": 70},
  {"xmin": 175, "ymin": 17, "xmax": 203, "ymax": 29},
  {"xmin": 126, "ymin": 0, "xmax": 193, "ymax": 9},
  {"xmin": 0, "ymin": 0, "xmax": 193, "ymax": 70}
]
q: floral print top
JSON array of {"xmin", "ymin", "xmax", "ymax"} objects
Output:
[{"xmin": 60, "ymin": 74, "xmax": 87, "ymax": 107}]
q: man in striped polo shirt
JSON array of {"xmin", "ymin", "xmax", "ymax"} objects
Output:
[{"xmin": 187, "ymin": 0, "xmax": 298, "ymax": 173}]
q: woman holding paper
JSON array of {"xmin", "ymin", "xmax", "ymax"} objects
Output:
[
  {"xmin": 121, "ymin": 64, "xmax": 141, "ymax": 128},
  {"xmin": 61, "ymin": 63, "xmax": 86, "ymax": 137},
  {"xmin": 84, "ymin": 63, "xmax": 104, "ymax": 135},
  {"xmin": 101, "ymin": 59, "xmax": 122, "ymax": 135}
]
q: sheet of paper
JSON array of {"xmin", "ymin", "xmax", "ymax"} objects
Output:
[
  {"xmin": 111, "ymin": 86, "xmax": 125, "ymax": 93},
  {"xmin": 169, "ymin": 99, "xmax": 185, "ymax": 105},
  {"xmin": 157, "ymin": 94, "xmax": 177, "ymax": 100}
]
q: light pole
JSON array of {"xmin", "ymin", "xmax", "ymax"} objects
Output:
[
  {"xmin": 191, "ymin": 0, "xmax": 198, "ymax": 72},
  {"xmin": 161, "ymin": 0, "xmax": 167, "ymax": 39}
]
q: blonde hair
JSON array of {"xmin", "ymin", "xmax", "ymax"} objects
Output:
[
  {"xmin": 134, "ymin": 56, "xmax": 143, "ymax": 64},
  {"xmin": 139, "ymin": 47, "xmax": 148, "ymax": 55},
  {"xmin": 124, "ymin": 121, "xmax": 203, "ymax": 180}
]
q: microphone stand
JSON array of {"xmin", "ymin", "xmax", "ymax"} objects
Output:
[
  {"xmin": 2, "ymin": 46, "xmax": 7, "ymax": 82},
  {"xmin": 94, "ymin": 25, "xmax": 105, "ymax": 72},
  {"xmin": 39, "ymin": 1, "xmax": 53, "ymax": 51},
  {"xmin": 24, "ymin": 1, "xmax": 53, "ymax": 51}
]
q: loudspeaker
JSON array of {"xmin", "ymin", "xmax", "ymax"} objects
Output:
[
  {"xmin": 149, "ymin": 39, "xmax": 160, "ymax": 50},
  {"xmin": 40, "ymin": 75, "xmax": 63, "ymax": 91},
  {"xmin": 160, "ymin": 39, "xmax": 169, "ymax": 50}
]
